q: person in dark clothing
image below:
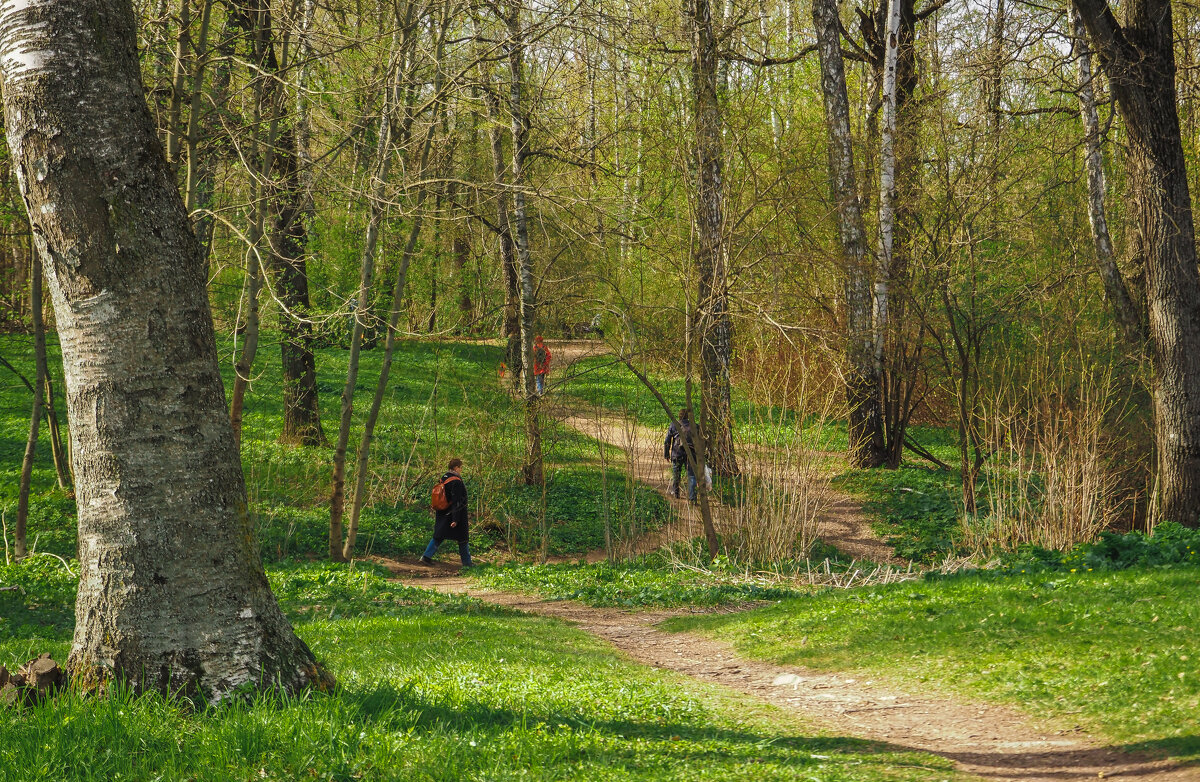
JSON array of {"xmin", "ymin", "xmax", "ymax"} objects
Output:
[
  {"xmin": 663, "ymin": 408, "xmax": 697, "ymax": 501},
  {"xmin": 420, "ymin": 458, "xmax": 473, "ymax": 566}
]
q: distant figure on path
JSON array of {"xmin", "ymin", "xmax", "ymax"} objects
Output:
[
  {"xmin": 421, "ymin": 458, "xmax": 473, "ymax": 566},
  {"xmin": 533, "ymin": 336, "xmax": 552, "ymax": 395},
  {"xmin": 663, "ymin": 408, "xmax": 698, "ymax": 501}
]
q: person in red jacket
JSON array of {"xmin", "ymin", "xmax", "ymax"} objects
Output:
[{"xmin": 533, "ymin": 336, "xmax": 551, "ymax": 395}]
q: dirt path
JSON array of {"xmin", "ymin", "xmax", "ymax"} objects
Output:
[
  {"xmin": 392, "ymin": 569, "xmax": 1196, "ymax": 782},
  {"xmin": 543, "ymin": 340, "xmax": 900, "ymax": 565}
]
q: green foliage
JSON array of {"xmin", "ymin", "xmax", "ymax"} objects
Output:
[
  {"xmin": 0, "ymin": 555, "xmax": 76, "ymax": 648},
  {"xmin": 986, "ymin": 522, "xmax": 1200, "ymax": 576},
  {"xmin": 0, "ymin": 560, "xmax": 955, "ymax": 781},
  {"xmin": 476, "ymin": 559, "xmax": 803, "ymax": 608},
  {"xmin": 493, "ymin": 470, "xmax": 671, "ymax": 556},
  {"xmin": 669, "ymin": 566, "xmax": 1200, "ymax": 762},
  {"xmin": 0, "ymin": 336, "xmax": 669, "ymax": 563}
]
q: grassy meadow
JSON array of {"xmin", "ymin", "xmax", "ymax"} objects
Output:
[{"xmin": 2, "ymin": 334, "xmax": 1199, "ymax": 776}]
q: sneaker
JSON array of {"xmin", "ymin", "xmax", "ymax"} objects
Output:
[{"xmin": 419, "ymin": 556, "xmax": 434, "ymax": 565}]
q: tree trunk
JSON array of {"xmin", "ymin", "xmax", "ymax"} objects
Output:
[
  {"xmin": 15, "ymin": 255, "xmax": 45, "ymax": 561},
  {"xmin": 330, "ymin": 27, "xmax": 407, "ymax": 561},
  {"xmin": 274, "ymin": 0, "xmax": 324, "ymax": 446},
  {"xmin": 343, "ymin": 23, "xmax": 449, "ymax": 561},
  {"xmin": 505, "ymin": 3, "xmax": 542, "ymax": 486},
  {"xmin": 164, "ymin": 0, "xmax": 191, "ymax": 167},
  {"xmin": 813, "ymin": 0, "xmax": 886, "ymax": 468},
  {"xmin": 1074, "ymin": 0, "xmax": 1200, "ymax": 527},
  {"xmin": 0, "ymin": 0, "xmax": 329, "ymax": 698},
  {"xmin": 684, "ymin": 0, "xmax": 739, "ymax": 478},
  {"xmin": 1070, "ymin": 7, "xmax": 1145, "ymax": 345},
  {"xmin": 874, "ymin": 0, "xmax": 900, "ymax": 385},
  {"xmin": 861, "ymin": 0, "xmax": 922, "ymax": 468},
  {"xmin": 228, "ymin": 3, "xmax": 278, "ymax": 447},
  {"xmin": 478, "ymin": 51, "xmax": 521, "ymax": 374},
  {"xmin": 44, "ymin": 364, "xmax": 71, "ymax": 489}
]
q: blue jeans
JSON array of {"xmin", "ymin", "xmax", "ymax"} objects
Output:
[
  {"xmin": 424, "ymin": 537, "xmax": 472, "ymax": 566},
  {"xmin": 535, "ymin": 374, "xmax": 545, "ymax": 394},
  {"xmin": 670, "ymin": 460, "xmax": 697, "ymax": 501}
]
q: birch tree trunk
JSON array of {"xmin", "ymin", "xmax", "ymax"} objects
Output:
[
  {"xmin": 813, "ymin": 0, "xmax": 886, "ymax": 468},
  {"xmin": 1073, "ymin": 0, "xmax": 1200, "ymax": 528},
  {"xmin": 1070, "ymin": 7, "xmax": 1144, "ymax": 345},
  {"xmin": 684, "ymin": 0, "xmax": 739, "ymax": 478},
  {"xmin": 0, "ymin": 0, "xmax": 329, "ymax": 698},
  {"xmin": 874, "ymin": 0, "xmax": 900, "ymax": 380},
  {"xmin": 505, "ymin": 2, "xmax": 542, "ymax": 486}
]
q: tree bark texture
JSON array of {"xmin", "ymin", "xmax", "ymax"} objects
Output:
[
  {"xmin": 685, "ymin": 0, "xmax": 739, "ymax": 478},
  {"xmin": 505, "ymin": 4, "xmax": 542, "ymax": 486},
  {"xmin": 813, "ymin": 0, "xmax": 886, "ymax": 468},
  {"xmin": 1070, "ymin": 7, "xmax": 1145, "ymax": 345},
  {"xmin": 0, "ymin": 0, "xmax": 329, "ymax": 698},
  {"xmin": 479, "ymin": 61, "xmax": 521, "ymax": 374},
  {"xmin": 1073, "ymin": 0, "xmax": 1200, "ymax": 527},
  {"xmin": 273, "ymin": 0, "xmax": 324, "ymax": 447}
]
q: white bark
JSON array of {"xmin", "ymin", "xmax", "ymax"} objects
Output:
[
  {"xmin": 812, "ymin": 0, "xmax": 885, "ymax": 467},
  {"xmin": 1071, "ymin": 7, "xmax": 1141, "ymax": 342},
  {"xmin": 0, "ymin": 0, "xmax": 327, "ymax": 699},
  {"xmin": 874, "ymin": 0, "xmax": 900, "ymax": 377}
]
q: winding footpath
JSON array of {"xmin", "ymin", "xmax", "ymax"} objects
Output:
[{"xmin": 390, "ymin": 340, "xmax": 1197, "ymax": 781}]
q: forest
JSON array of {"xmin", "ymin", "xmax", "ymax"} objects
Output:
[{"xmin": 0, "ymin": 0, "xmax": 1198, "ymax": 779}]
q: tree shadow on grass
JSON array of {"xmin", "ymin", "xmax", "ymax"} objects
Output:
[
  {"xmin": 339, "ymin": 682, "xmax": 951, "ymax": 772},
  {"xmin": 1120, "ymin": 736, "xmax": 1200, "ymax": 765}
]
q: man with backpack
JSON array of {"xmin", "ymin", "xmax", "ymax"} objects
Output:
[
  {"xmin": 533, "ymin": 336, "xmax": 551, "ymax": 395},
  {"xmin": 663, "ymin": 408, "xmax": 698, "ymax": 501},
  {"xmin": 421, "ymin": 458, "xmax": 473, "ymax": 566}
]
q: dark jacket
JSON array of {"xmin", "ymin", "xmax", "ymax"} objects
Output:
[
  {"xmin": 433, "ymin": 471, "xmax": 468, "ymax": 541},
  {"xmin": 664, "ymin": 420, "xmax": 695, "ymax": 464}
]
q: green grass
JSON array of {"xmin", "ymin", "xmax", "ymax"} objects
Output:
[
  {"xmin": 474, "ymin": 556, "xmax": 805, "ymax": 608},
  {"xmin": 666, "ymin": 566, "xmax": 1200, "ymax": 763},
  {"xmin": 832, "ymin": 466, "xmax": 960, "ymax": 563},
  {"xmin": 0, "ymin": 335, "xmax": 669, "ymax": 562},
  {"xmin": 0, "ymin": 557, "xmax": 960, "ymax": 781},
  {"xmin": 558, "ymin": 356, "xmax": 975, "ymax": 562}
]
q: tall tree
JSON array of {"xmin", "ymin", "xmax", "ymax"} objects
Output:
[
  {"xmin": 1070, "ymin": 7, "xmax": 1144, "ymax": 346},
  {"xmin": 503, "ymin": 0, "xmax": 543, "ymax": 486},
  {"xmin": 813, "ymin": 0, "xmax": 886, "ymax": 468},
  {"xmin": 1072, "ymin": 0, "xmax": 1200, "ymax": 528},
  {"xmin": 272, "ymin": 0, "xmax": 326, "ymax": 446},
  {"xmin": 0, "ymin": 0, "xmax": 329, "ymax": 697},
  {"xmin": 683, "ymin": 0, "xmax": 739, "ymax": 477}
]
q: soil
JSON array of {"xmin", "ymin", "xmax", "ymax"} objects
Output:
[
  {"xmin": 544, "ymin": 339, "xmax": 900, "ymax": 565},
  {"xmin": 389, "ymin": 567, "xmax": 1197, "ymax": 782},
  {"xmin": 390, "ymin": 340, "xmax": 1197, "ymax": 780}
]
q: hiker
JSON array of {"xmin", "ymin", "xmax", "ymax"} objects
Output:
[
  {"xmin": 663, "ymin": 408, "xmax": 697, "ymax": 501},
  {"xmin": 533, "ymin": 336, "xmax": 552, "ymax": 395},
  {"xmin": 421, "ymin": 458, "xmax": 473, "ymax": 567}
]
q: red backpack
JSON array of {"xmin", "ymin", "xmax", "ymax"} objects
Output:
[{"xmin": 431, "ymin": 475, "xmax": 461, "ymax": 511}]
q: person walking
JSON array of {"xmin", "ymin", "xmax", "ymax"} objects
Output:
[
  {"xmin": 533, "ymin": 336, "xmax": 551, "ymax": 395},
  {"xmin": 420, "ymin": 458, "xmax": 473, "ymax": 566},
  {"xmin": 663, "ymin": 408, "xmax": 698, "ymax": 501}
]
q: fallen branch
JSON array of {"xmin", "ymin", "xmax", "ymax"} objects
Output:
[{"xmin": 903, "ymin": 437, "xmax": 952, "ymax": 471}]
